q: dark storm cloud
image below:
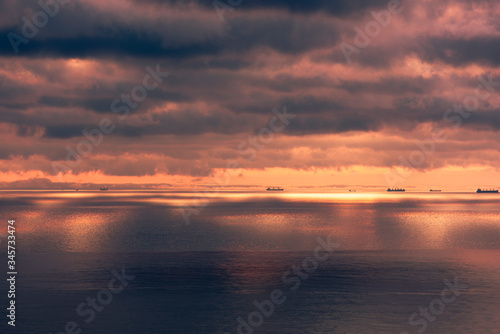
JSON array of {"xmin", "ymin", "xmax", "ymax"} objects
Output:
[
  {"xmin": 286, "ymin": 113, "xmax": 378, "ymax": 135},
  {"xmin": 420, "ymin": 36, "xmax": 500, "ymax": 67},
  {"xmin": 39, "ymin": 96, "xmax": 111, "ymax": 113},
  {"xmin": 182, "ymin": 58, "xmax": 251, "ymax": 70},
  {"xmin": 0, "ymin": 28, "xmax": 221, "ymax": 58},
  {"xmin": 134, "ymin": 0, "xmax": 392, "ymax": 16},
  {"xmin": 38, "ymin": 90, "xmax": 190, "ymax": 114},
  {"xmin": 44, "ymin": 124, "xmax": 88, "ymax": 139},
  {"xmin": 338, "ymin": 76, "xmax": 440, "ymax": 95},
  {"xmin": 467, "ymin": 109, "xmax": 500, "ymax": 129},
  {"xmin": 225, "ymin": 96, "xmax": 345, "ymax": 115},
  {"xmin": 40, "ymin": 109, "xmax": 260, "ymax": 139},
  {"xmin": 0, "ymin": 2, "xmax": 341, "ymax": 58},
  {"xmin": 0, "ymin": 75, "xmax": 35, "ymax": 99},
  {"xmin": 1, "ymin": 0, "xmax": 500, "ymax": 181},
  {"xmin": 35, "ymin": 89, "xmax": 500, "ymax": 140},
  {"xmin": 227, "ymin": 0, "xmax": 391, "ymax": 15}
]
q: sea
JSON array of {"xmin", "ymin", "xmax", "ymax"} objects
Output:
[{"xmin": 0, "ymin": 190, "xmax": 499, "ymax": 333}]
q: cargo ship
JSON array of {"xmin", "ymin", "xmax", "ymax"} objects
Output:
[
  {"xmin": 100, "ymin": 187, "xmax": 108, "ymax": 191},
  {"xmin": 266, "ymin": 187, "xmax": 284, "ymax": 191},
  {"xmin": 387, "ymin": 188, "xmax": 405, "ymax": 192},
  {"xmin": 477, "ymin": 188, "xmax": 498, "ymax": 193},
  {"xmin": 430, "ymin": 189, "xmax": 442, "ymax": 192}
]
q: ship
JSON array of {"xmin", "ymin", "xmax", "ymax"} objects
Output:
[
  {"xmin": 387, "ymin": 188, "xmax": 405, "ymax": 192},
  {"xmin": 349, "ymin": 190, "xmax": 356, "ymax": 192},
  {"xmin": 266, "ymin": 187, "xmax": 284, "ymax": 191},
  {"xmin": 100, "ymin": 187, "xmax": 108, "ymax": 191},
  {"xmin": 430, "ymin": 189, "xmax": 442, "ymax": 192},
  {"xmin": 477, "ymin": 188, "xmax": 498, "ymax": 193}
]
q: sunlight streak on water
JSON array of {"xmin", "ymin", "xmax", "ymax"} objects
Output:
[{"xmin": 1, "ymin": 191, "xmax": 499, "ymax": 333}]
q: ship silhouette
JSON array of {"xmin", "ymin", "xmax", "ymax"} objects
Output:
[
  {"xmin": 387, "ymin": 188, "xmax": 405, "ymax": 192},
  {"xmin": 477, "ymin": 188, "xmax": 498, "ymax": 193}
]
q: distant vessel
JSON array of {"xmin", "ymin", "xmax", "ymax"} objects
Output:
[
  {"xmin": 430, "ymin": 189, "xmax": 442, "ymax": 192},
  {"xmin": 349, "ymin": 190, "xmax": 356, "ymax": 192},
  {"xmin": 266, "ymin": 187, "xmax": 284, "ymax": 191},
  {"xmin": 100, "ymin": 187, "xmax": 108, "ymax": 191},
  {"xmin": 387, "ymin": 188, "xmax": 405, "ymax": 192},
  {"xmin": 477, "ymin": 188, "xmax": 498, "ymax": 193}
]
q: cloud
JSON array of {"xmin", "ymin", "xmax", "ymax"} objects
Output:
[
  {"xmin": 1, "ymin": 0, "xmax": 500, "ymax": 186},
  {"xmin": 420, "ymin": 36, "xmax": 500, "ymax": 67}
]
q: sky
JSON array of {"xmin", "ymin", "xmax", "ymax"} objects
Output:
[{"xmin": 0, "ymin": 0, "xmax": 499, "ymax": 190}]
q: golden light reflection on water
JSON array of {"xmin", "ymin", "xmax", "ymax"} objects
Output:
[
  {"xmin": 206, "ymin": 192, "xmax": 500, "ymax": 250},
  {"xmin": 64, "ymin": 213, "xmax": 111, "ymax": 252},
  {"xmin": 3, "ymin": 191, "xmax": 500, "ymax": 251},
  {"xmin": 283, "ymin": 192, "xmax": 386, "ymax": 202}
]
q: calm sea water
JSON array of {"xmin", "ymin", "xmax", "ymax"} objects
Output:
[{"xmin": 0, "ymin": 191, "xmax": 499, "ymax": 333}]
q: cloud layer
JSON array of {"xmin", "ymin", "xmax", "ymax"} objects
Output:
[{"xmin": 1, "ymin": 0, "xmax": 500, "ymax": 188}]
